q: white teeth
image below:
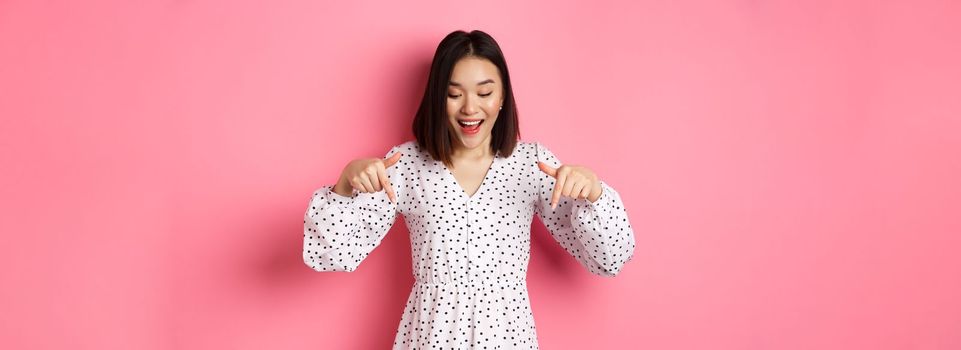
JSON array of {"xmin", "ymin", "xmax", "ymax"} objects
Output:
[{"xmin": 459, "ymin": 120, "xmax": 482, "ymax": 126}]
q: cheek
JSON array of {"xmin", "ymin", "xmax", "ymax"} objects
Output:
[{"xmin": 446, "ymin": 100, "xmax": 459, "ymax": 117}]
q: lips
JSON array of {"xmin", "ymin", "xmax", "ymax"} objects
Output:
[
  {"xmin": 457, "ymin": 118, "xmax": 483, "ymax": 126},
  {"xmin": 457, "ymin": 118, "xmax": 484, "ymax": 135}
]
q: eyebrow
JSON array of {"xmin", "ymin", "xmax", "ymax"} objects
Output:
[{"xmin": 449, "ymin": 79, "xmax": 495, "ymax": 87}]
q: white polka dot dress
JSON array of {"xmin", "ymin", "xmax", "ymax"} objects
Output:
[{"xmin": 303, "ymin": 140, "xmax": 636, "ymax": 349}]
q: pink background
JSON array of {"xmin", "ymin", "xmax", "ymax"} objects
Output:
[{"xmin": 2, "ymin": 0, "xmax": 960, "ymax": 349}]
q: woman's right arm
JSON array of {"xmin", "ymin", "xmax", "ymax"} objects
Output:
[{"xmin": 302, "ymin": 146, "xmax": 403, "ymax": 272}]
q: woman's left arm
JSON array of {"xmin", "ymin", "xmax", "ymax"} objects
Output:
[{"xmin": 533, "ymin": 142, "xmax": 637, "ymax": 277}]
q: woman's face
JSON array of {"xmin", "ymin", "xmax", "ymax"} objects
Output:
[{"xmin": 447, "ymin": 56, "xmax": 504, "ymax": 153}]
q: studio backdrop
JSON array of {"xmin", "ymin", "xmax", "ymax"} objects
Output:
[{"xmin": 1, "ymin": 0, "xmax": 959, "ymax": 349}]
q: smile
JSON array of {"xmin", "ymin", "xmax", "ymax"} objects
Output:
[{"xmin": 457, "ymin": 119, "xmax": 484, "ymax": 135}]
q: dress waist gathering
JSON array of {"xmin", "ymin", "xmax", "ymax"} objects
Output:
[{"xmin": 413, "ymin": 277, "xmax": 527, "ymax": 289}]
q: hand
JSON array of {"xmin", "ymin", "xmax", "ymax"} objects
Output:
[
  {"xmin": 335, "ymin": 152, "xmax": 402, "ymax": 203},
  {"xmin": 537, "ymin": 161, "xmax": 603, "ymax": 209}
]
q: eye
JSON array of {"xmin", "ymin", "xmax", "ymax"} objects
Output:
[
  {"xmin": 448, "ymin": 94, "xmax": 461, "ymax": 98},
  {"xmin": 479, "ymin": 92, "xmax": 492, "ymax": 97}
]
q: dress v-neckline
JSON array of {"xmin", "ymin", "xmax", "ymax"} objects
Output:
[{"xmin": 439, "ymin": 152, "xmax": 501, "ymax": 200}]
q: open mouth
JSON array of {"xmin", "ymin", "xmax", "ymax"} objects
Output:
[{"xmin": 457, "ymin": 119, "xmax": 484, "ymax": 134}]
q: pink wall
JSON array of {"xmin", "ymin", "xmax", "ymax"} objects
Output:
[{"xmin": 2, "ymin": 0, "xmax": 960, "ymax": 349}]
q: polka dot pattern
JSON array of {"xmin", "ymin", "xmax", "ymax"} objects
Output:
[{"xmin": 303, "ymin": 140, "xmax": 636, "ymax": 349}]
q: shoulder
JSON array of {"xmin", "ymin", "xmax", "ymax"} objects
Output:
[
  {"xmin": 518, "ymin": 140, "xmax": 561, "ymax": 166},
  {"xmin": 514, "ymin": 140, "xmax": 540, "ymax": 156},
  {"xmin": 384, "ymin": 140, "xmax": 426, "ymax": 169},
  {"xmin": 386, "ymin": 140, "xmax": 420, "ymax": 157},
  {"xmin": 510, "ymin": 140, "xmax": 559, "ymax": 171},
  {"xmin": 516, "ymin": 139, "xmax": 554, "ymax": 151},
  {"xmin": 511, "ymin": 140, "xmax": 555, "ymax": 160}
]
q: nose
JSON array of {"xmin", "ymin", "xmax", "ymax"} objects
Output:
[{"xmin": 460, "ymin": 95, "xmax": 478, "ymax": 116}]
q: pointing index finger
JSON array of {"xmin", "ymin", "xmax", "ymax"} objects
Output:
[
  {"xmin": 551, "ymin": 168, "xmax": 567, "ymax": 210},
  {"xmin": 538, "ymin": 161, "xmax": 557, "ymax": 178},
  {"xmin": 377, "ymin": 165, "xmax": 396, "ymax": 204},
  {"xmin": 383, "ymin": 152, "xmax": 402, "ymax": 168}
]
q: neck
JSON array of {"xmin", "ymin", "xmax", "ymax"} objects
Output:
[{"xmin": 451, "ymin": 141, "xmax": 494, "ymax": 161}]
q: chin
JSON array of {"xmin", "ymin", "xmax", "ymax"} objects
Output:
[{"xmin": 457, "ymin": 134, "xmax": 489, "ymax": 148}]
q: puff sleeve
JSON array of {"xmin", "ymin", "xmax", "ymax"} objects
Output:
[
  {"xmin": 302, "ymin": 145, "xmax": 404, "ymax": 272},
  {"xmin": 533, "ymin": 142, "xmax": 637, "ymax": 277}
]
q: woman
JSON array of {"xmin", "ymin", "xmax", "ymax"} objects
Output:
[{"xmin": 303, "ymin": 30, "xmax": 636, "ymax": 349}]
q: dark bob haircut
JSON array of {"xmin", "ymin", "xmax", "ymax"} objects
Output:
[{"xmin": 412, "ymin": 30, "xmax": 520, "ymax": 167}]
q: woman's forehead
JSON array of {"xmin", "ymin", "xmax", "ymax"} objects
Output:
[{"xmin": 449, "ymin": 57, "xmax": 499, "ymax": 85}]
